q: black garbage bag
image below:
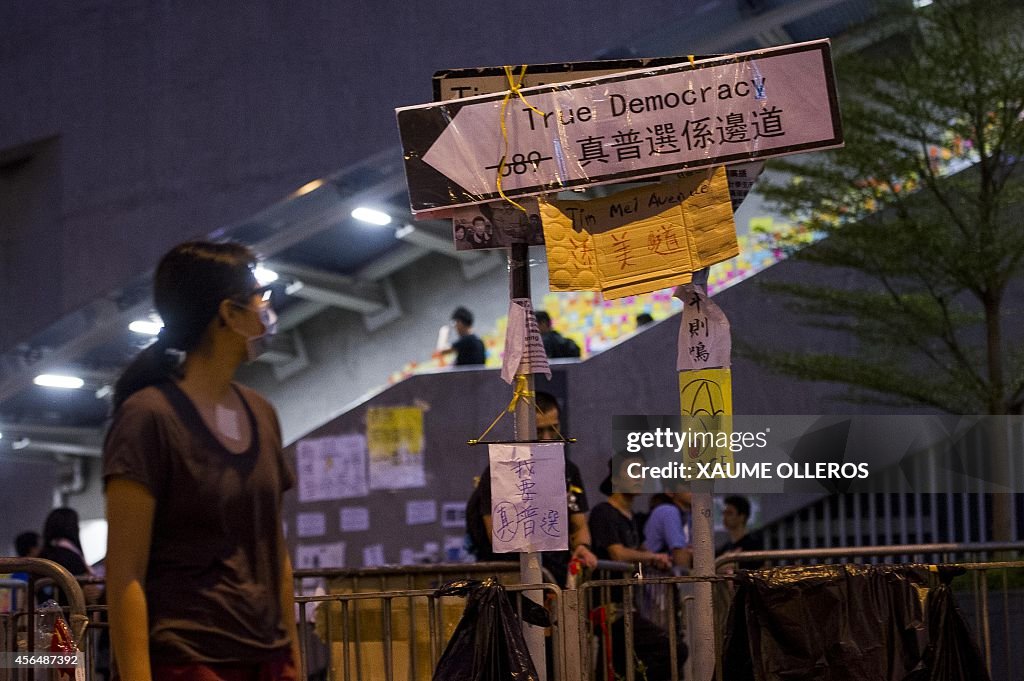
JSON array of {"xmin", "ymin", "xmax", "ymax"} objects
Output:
[
  {"xmin": 431, "ymin": 578, "xmax": 551, "ymax": 681},
  {"xmin": 718, "ymin": 564, "xmax": 930, "ymax": 681},
  {"xmin": 719, "ymin": 581, "xmax": 755, "ymax": 681},
  {"xmin": 903, "ymin": 567, "xmax": 991, "ymax": 681}
]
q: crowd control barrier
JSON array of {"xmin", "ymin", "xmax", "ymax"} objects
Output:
[
  {"xmin": 0, "ymin": 558, "xmax": 89, "ymax": 681},
  {"xmin": 5, "ymin": 544, "xmax": 1018, "ymax": 681}
]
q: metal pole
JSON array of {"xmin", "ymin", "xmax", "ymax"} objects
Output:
[
  {"xmin": 689, "ymin": 487, "xmax": 716, "ymax": 681},
  {"xmin": 510, "ymin": 242, "xmax": 545, "ymax": 681}
]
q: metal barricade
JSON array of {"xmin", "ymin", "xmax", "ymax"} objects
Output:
[
  {"xmin": 0, "ymin": 558, "xmax": 89, "ymax": 681},
  {"xmin": 0, "ymin": 581, "xmax": 29, "ymax": 617},
  {"xmin": 75, "ymin": 578, "xmax": 107, "ymax": 681},
  {"xmin": 294, "ymin": 571, "xmax": 563, "ymax": 681},
  {"xmin": 715, "ymin": 542, "xmax": 1024, "ymax": 681},
  {"xmin": 713, "ymin": 540, "xmax": 1024, "ymax": 571},
  {"xmin": 569, "ymin": 569, "xmax": 712, "ymax": 681},
  {"xmin": 573, "ymin": 561, "xmax": 703, "ymax": 681}
]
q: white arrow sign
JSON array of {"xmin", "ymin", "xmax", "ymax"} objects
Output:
[{"xmin": 397, "ymin": 39, "xmax": 842, "ymax": 214}]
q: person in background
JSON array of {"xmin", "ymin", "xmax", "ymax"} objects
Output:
[
  {"xmin": 535, "ymin": 310, "xmax": 581, "ymax": 359},
  {"xmin": 644, "ymin": 481, "xmax": 693, "ymax": 569},
  {"xmin": 104, "ymin": 241, "xmax": 298, "ymax": 680},
  {"xmin": 8, "ymin": 531, "xmax": 41, "ymax": 604},
  {"xmin": 467, "ymin": 391, "xmax": 597, "ymax": 584},
  {"xmin": 589, "ymin": 456, "xmax": 672, "ymax": 570},
  {"xmin": 717, "ymin": 495, "xmax": 765, "ymax": 570},
  {"xmin": 589, "ymin": 456, "xmax": 685, "ymax": 681},
  {"xmin": 440, "ymin": 306, "xmax": 486, "ymax": 366},
  {"xmin": 15, "ymin": 531, "xmax": 41, "ymax": 560},
  {"xmin": 38, "ymin": 507, "xmax": 101, "ymax": 604}
]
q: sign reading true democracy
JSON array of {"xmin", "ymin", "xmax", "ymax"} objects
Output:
[{"xmin": 397, "ymin": 39, "xmax": 843, "ymax": 214}]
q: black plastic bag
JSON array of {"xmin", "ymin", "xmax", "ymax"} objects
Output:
[
  {"xmin": 718, "ymin": 564, "xmax": 930, "ymax": 681},
  {"xmin": 903, "ymin": 567, "xmax": 991, "ymax": 681},
  {"xmin": 432, "ymin": 578, "xmax": 551, "ymax": 681},
  {"xmin": 719, "ymin": 564, "xmax": 995, "ymax": 681}
]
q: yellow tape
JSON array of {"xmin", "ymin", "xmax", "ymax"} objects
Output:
[
  {"xmin": 508, "ymin": 374, "xmax": 532, "ymax": 412},
  {"xmin": 475, "ymin": 375, "xmax": 533, "ymax": 442},
  {"xmin": 496, "ymin": 65, "xmax": 546, "ymax": 212}
]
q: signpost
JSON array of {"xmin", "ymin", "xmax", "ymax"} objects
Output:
[
  {"xmin": 398, "ymin": 39, "xmax": 842, "ymax": 214},
  {"xmin": 401, "ymin": 40, "xmax": 844, "ymax": 681}
]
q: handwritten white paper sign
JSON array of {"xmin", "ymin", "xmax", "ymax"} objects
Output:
[
  {"xmin": 675, "ymin": 283, "xmax": 731, "ymax": 370},
  {"xmin": 489, "ymin": 443, "xmax": 567, "ymax": 553}
]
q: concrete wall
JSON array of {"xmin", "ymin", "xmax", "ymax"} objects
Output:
[{"xmin": 0, "ymin": 0, "xmax": 681, "ymax": 350}]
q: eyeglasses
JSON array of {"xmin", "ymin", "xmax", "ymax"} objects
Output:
[{"xmin": 231, "ymin": 285, "xmax": 274, "ymax": 308}]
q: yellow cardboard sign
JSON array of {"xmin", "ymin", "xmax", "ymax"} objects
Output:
[
  {"xmin": 540, "ymin": 166, "xmax": 737, "ymax": 299},
  {"xmin": 679, "ymin": 368, "xmax": 734, "ymax": 467}
]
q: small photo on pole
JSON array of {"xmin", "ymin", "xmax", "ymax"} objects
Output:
[{"xmin": 452, "ymin": 199, "xmax": 545, "ymax": 250}]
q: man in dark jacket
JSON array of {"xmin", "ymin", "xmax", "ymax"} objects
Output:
[{"xmin": 536, "ymin": 310, "xmax": 581, "ymax": 358}]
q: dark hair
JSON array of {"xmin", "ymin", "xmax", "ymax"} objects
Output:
[
  {"xmin": 600, "ymin": 453, "xmax": 646, "ymax": 496},
  {"xmin": 535, "ymin": 310, "xmax": 551, "ymax": 326},
  {"xmin": 534, "ymin": 390, "xmax": 560, "ymax": 417},
  {"xmin": 472, "ymin": 216, "xmax": 485, "ymax": 224},
  {"xmin": 649, "ymin": 493, "xmax": 673, "ymax": 510},
  {"xmin": 636, "ymin": 312, "xmax": 654, "ymax": 327},
  {"xmin": 724, "ymin": 495, "xmax": 751, "ymax": 519},
  {"xmin": 43, "ymin": 508, "xmax": 83, "ymax": 554},
  {"xmin": 451, "ymin": 306, "xmax": 474, "ymax": 326},
  {"xmin": 113, "ymin": 241, "xmax": 258, "ymax": 410},
  {"xmin": 15, "ymin": 531, "xmax": 39, "ymax": 557}
]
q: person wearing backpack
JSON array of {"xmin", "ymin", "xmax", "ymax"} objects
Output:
[{"xmin": 535, "ymin": 311, "xmax": 581, "ymax": 359}]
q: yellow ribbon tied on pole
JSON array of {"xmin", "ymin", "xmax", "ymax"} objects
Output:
[{"xmin": 496, "ymin": 65, "xmax": 547, "ymax": 212}]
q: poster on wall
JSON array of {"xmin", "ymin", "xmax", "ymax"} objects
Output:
[
  {"xmin": 296, "ymin": 512, "xmax": 326, "ymax": 538},
  {"xmin": 340, "ymin": 507, "xmax": 371, "ymax": 532},
  {"xmin": 296, "ymin": 542, "xmax": 346, "ymax": 570},
  {"xmin": 441, "ymin": 502, "xmax": 467, "ymax": 528},
  {"xmin": 363, "ymin": 544, "xmax": 386, "ymax": 567},
  {"xmin": 406, "ymin": 500, "xmax": 438, "ymax": 525},
  {"xmin": 296, "ymin": 434, "xmax": 369, "ymax": 502},
  {"xmin": 367, "ymin": 406, "xmax": 427, "ymax": 489}
]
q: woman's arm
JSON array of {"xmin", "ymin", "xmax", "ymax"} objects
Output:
[
  {"xmin": 106, "ymin": 478, "xmax": 156, "ymax": 681},
  {"xmin": 278, "ymin": 538, "xmax": 301, "ymax": 669}
]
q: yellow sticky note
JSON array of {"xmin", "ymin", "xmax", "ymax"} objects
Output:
[{"xmin": 541, "ymin": 167, "xmax": 737, "ymax": 299}]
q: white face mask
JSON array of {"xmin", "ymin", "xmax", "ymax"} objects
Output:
[
  {"xmin": 230, "ymin": 302, "xmax": 278, "ymax": 362},
  {"xmin": 245, "ymin": 306, "xmax": 278, "ymax": 362}
]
